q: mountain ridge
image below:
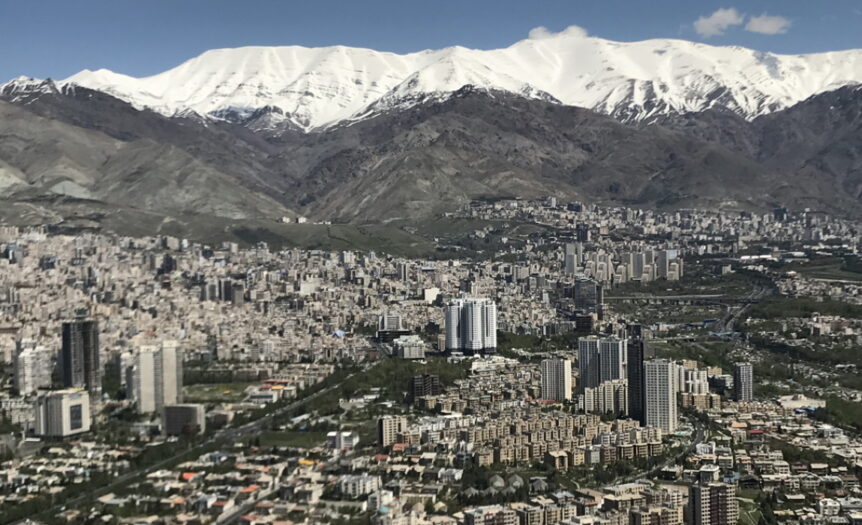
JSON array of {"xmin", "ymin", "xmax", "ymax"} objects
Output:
[
  {"xmin": 7, "ymin": 33, "xmax": 862, "ymax": 131},
  {"xmin": 3, "ymin": 74, "xmax": 862, "ymax": 242}
]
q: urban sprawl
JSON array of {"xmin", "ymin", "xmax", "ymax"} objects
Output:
[{"xmin": 0, "ymin": 199, "xmax": 861, "ymax": 525}]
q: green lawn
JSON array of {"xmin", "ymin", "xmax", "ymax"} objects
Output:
[
  {"xmin": 788, "ymin": 257, "xmax": 862, "ymax": 282},
  {"xmin": 183, "ymin": 382, "xmax": 254, "ymax": 402}
]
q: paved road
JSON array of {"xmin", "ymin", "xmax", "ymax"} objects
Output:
[
  {"xmin": 713, "ymin": 286, "xmax": 770, "ymax": 333},
  {"xmin": 605, "ymin": 294, "xmax": 725, "ymax": 301},
  {"xmin": 22, "ymin": 364, "xmax": 371, "ymax": 524}
]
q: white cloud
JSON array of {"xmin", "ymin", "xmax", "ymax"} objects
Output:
[
  {"xmin": 745, "ymin": 14, "xmax": 791, "ymax": 35},
  {"xmin": 528, "ymin": 25, "xmax": 588, "ymax": 40},
  {"xmin": 693, "ymin": 8, "xmax": 745, "ymax": 37}
]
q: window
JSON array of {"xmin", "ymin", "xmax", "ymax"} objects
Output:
[{"xmin": 70, "ymin": 404, "xmax": 83, "ymax": 430}]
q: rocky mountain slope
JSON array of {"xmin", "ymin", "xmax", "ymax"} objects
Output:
[
  {"xmin": 0, "ymin": 94, "xmax": 293, "ymax": 223},
  {"xmin": 5, "ymin": 80, "xmax": 862, "ymax": 234}
]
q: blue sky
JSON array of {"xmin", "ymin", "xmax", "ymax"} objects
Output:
[{"xmin": 1, "ymin": 0, "xmax": 861, "ymax": 81}]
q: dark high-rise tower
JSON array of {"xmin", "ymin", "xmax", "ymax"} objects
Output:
[
  {"xmin": 61, "ymin": 320, "xmax": 100, "ymax": 398},
  {"xmin": 626, "ymin": 324, "xmax": 654, "ymax": 425}
]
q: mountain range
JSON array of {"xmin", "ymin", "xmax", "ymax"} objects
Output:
[{"xmin": 2, "ymin": 33, "xmax": 862, "ymax": 243}]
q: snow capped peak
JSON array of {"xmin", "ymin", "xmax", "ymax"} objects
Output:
[
  {"xmin": 1, "ymin": 76, "xmax": 55, "ymax": 93},
  {"xmin": 36, "ymin": 36, "xmax": 862, "ymax": 131},
  {"xmin": 0, "ymin": 76, "xmax": 63, "ymax": 103}
]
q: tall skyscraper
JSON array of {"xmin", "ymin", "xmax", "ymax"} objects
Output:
[
  {"xmin": 129, "ymin": 348, "xmax": 157, "ymax": 413},
  {"xmin": 541, "ymin": 359, "xmax": 573, "ymax": 402},
  {"xmin": 574, "ymin": 278, "xmax": 603, "ymax": 313},
  {"xmin": 598, "ymin": 338, "xmax": 627, "ymax": 383},
  {"xmin": 395, "ymin": 262, "xmax": 408, "ymax": 281},
  {"xmin": 655, "ymin": 249, "xmax": 684, "ymax": 281},
  {"xmin": 733, "ymin": 362, "xmax": 753, "ymax": 402},
  {"xmin": 626, "ymin": 326, "xmax": 654, "ymax": 425},
  {"xmin": 644, "ymin": 359, "xmax": 679, "ymax": 433},
  {"xmin": 158, "ymin": 341, "xmax": 182, "ymax": 409},
  {"xmin": 689, "ymin": 483, "xmax": 739, "ymax": 525},
  {"xmin": 563, "ymin": 243, "xmax": 578, "ymax": 275},
  {"xmin": 127, "ymin": 341, "xmax": 183, "ymax": 414},
  {"xmin": 577, "ymin": 338, "xmax": 600, "ymax": 392},
  {"xmin": 61, "ymin": 319, "xmax": 100, "ymax": 399},
  {"xmin": 577, "ymin": 337, "xmax": 627, "ymax": 392},
  {"xmin": 443, "ymin": 297, "xmax": 497, "ymax": 354}
]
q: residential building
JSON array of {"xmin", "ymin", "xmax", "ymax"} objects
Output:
[
  {"xmin": 127, "ymin": 341, "xmax": 183, "ymax": 414},
  {"xmin": 13, "ymin": 340, "xmax": 53, "ymax": 396},
  {"xmin": 644, "ymin": 359, "xmax": 679, "ymax": 433},
  {"xmin": 541, "ymin": 359, "xmax": 573, "ymax": 402},
  {"xmin": 444, "ymin": 297, "xmax": 497, "ymax": 354},
  {"xmin": 377, "ymin": 415, "xmax": 407, "ymax": 447},
  {"xmin": 733, "ymin": 362, "xmax": 753, "ymax": 402},
  {"xmin": 689, "ymin": 483, "xmax": 739, "ymax": 525}
]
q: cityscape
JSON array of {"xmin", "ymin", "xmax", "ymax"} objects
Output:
[
  {"xmin": 2, "ymin": 2, "xmax": 862, "ymax": 525},
  {"xmin": 0, "ymin": 199, "xmax": 860, "ymax": 525}
]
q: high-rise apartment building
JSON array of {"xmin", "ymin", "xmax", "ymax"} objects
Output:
[
  {"xmin": 60, "ymin": 319, "xmax": 100, "ymax": 399},
  {"xmin": 577, "ymin": 337, "xmax": 627, "ymax": 392},
  {"xmin": 581, "ymin": 378, "xmax": 629, "ymax": 416},
  {"xmin": 733, "ymin": 362, "xmax": 753, "ymax": 402},
  {"xmin": 599, "ymin": 338, "xmax": 627, "ymax": 383},
  {"xmin": 564, "ymin": 243, "xmax": 578, "ymax": 274},
  {"xmin": 13, "ymin": 340, "xmax": 53, "ymax": 396},
  {"xmin": 377, "ymin": 415, "xmax": 407, "ymax": 447},
  {"xmin": 409, "ymin": 374, "xmax": 441, "ymax": 403},
  {"xmin": 689, "ymin": 483, "xmax": 739, "ymax": 525},
  {"xmin": 683, "ymin": 369, "xmax": 710, "ymax": 395},
  {"xmin": 127, "ymin": 341, "xmax": 183, "ymax": 414},
  {"xmin": 541, "ymin": 359, "xmax": 573, "ymax": 401},
  {"xmin": 644, "ymin": 359, "xmax": 680, "ymax": 433},
  {"xmin": 444, "ymin": 297, "xmax": 497, "ymax": 354},
  {"xmin": 129, "ymin": 348, "xmax": 157, "ymax": 414}
]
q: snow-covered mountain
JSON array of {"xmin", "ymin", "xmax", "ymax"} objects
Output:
[{"xmin": 7, "ymin": 30, "xmax": 862, "ymax": 131}]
